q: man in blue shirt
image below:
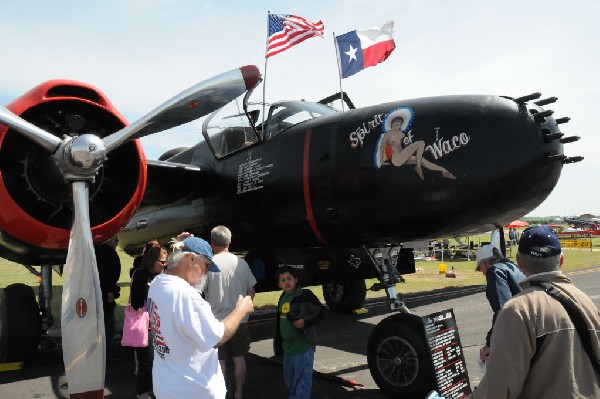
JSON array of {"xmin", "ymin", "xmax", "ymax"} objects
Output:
[{"xmin": 475, "ymin": 244, "xmax": 525, "ymax": 363}]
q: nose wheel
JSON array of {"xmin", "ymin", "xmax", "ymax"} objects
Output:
[
  {"xmin": 375, "ymin": 334, "xmax": 419, "ymax": 386},
  {"xmin": 367, "ymin": 316, "xmax": 434, "ymax": 397}
]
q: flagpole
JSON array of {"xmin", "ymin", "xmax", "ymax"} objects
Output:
[
  {"xmin": 333, "ymin": 32, "xmax": 345, "ymax": 111},
  {"xmin": 262, "ymin": 11, "xmax": 271, "ymax": 137}
]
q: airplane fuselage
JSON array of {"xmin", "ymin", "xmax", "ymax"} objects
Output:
[{"xmin": 121, "ymin": 95, "xmax": 563, "ymax": 254}]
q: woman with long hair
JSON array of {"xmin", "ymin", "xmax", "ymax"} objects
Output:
[{"xmin": 130, "ymin": 245, "xmax": 168, "ymax": 399}]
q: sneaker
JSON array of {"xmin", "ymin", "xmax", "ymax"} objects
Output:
[{"xmin": 136, "ymin": 392, "xmax": 155, "ymax": 399}]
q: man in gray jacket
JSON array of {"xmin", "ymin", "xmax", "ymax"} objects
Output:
[{"xmin": 471, "ymin": 226, "xmax": 600, "ymax": 398}]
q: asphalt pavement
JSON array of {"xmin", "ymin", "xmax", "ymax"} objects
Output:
[{"xmin": 1, "ymin": 267, "xmax": 599, "ymax": 398}]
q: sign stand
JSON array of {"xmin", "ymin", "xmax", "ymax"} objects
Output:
[{"xmin": 422, "ymin": 309, "xmax": 472, "ymax": 399}]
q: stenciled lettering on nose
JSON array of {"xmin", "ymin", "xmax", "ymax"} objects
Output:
[
  {"xmin": 348, "ymin": 113, "xmax": 384, "ymax": 148},
  {"xmin": 346, "ymin": 107, "xmax": 472, "ymax": 177},
  {"xmin": 425, "ymin": 132, "xmax": 470, "ymax": 160}
]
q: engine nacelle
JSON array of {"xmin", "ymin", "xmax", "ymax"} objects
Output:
[{"xmin": 0, "ymin": 80, "xmax": 146, "ymax": 265}]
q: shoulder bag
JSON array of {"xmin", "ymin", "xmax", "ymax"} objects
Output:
[{"xmin": 121, "ymin": 271, "xmax": 149, "ymax": 347}]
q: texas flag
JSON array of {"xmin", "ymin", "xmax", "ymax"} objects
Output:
[{"xmin": 335, "ymin": 21, "xmax": 396, "ymax": 78}]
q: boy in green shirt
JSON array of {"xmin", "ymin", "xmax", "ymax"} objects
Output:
[{"xmin": 274, "ymin": 266, "xmax": 325, "ymax": 399}]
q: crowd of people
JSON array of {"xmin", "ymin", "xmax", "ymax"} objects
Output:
[
  {"xmin": 99, "ymin": 226, "xmax": 324, "ymax": 399},
  {"xmin": 97, "ymin": 224, "xmax": 600, "ymax": 399}
]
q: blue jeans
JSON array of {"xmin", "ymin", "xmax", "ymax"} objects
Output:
[{"xmin": 283, "ymin": 348, "xmax": 314, "ymax": 399}]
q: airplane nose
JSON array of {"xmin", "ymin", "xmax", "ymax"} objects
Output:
[{"xmin": 311, "ymin": 93, "xmax": 581, "ymax": 245}]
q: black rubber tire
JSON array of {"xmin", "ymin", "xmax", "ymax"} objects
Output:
[
  {"xmin": 367, "ymin": 320, "xmax": 435, "ymax": 398},
  {"xmin": 0, "ymin": 283, "xmax": 41, "ymax": 362},
  {"xmin": 322, "ymin": 279, "xmax": 366, "ymax": 313}
]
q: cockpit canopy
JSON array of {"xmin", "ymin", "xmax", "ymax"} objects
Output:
[
  {"xmin": 261, "ymin": 101, "xmax": 339, "ymax": 141},
  {"xmin": 202, "ymin": 94, "xmax": 339, "ymax": 158}
]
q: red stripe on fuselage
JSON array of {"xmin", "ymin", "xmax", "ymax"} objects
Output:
[{"xmin": 302, "ymin": 129, "xmax": 329, "ymax": 245}]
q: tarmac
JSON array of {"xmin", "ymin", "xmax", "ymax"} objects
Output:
[{"xmin": 1, "ymin": 267, "xmax": 599, "ymax": 398}]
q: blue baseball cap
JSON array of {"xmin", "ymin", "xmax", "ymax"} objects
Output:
[
  {"xmin": 183, "ymin": 237, "xmax": 220, "ymax": 272},
  {"xmin": 518, "ymin": 225, "xmax": 561, "ymax": 258}
]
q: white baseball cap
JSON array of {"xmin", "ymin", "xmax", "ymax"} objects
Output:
[{"xmin": 475, "ymin": 244, "xmax": 496, "ymax": 270}]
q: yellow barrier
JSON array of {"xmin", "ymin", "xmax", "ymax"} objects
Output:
[{"xmin": 438, "ymin": 263, "xmax": 447, "ymax": 274}]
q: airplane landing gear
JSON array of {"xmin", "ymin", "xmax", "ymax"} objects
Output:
[
  {"xmin": 0, "ymin": 264, "xmax": 57, "ymax": 364},
  {"xmin": 367, "ymin": 314, "xmax": 435, "ymax": 397},
  {"xmin": 0, "ymin": 283, "xmax": 41, "ymax": 363},
  {"xmin": 322, "ymin": 279, "xmax": 366, "ymax": 313},
  {"xmin": 364, "ymin": 246, "xmax": 435, "ymax": 397},
  {"xmin": 364, "ymin": 245, "xmax": 410, "ymax": 313}
]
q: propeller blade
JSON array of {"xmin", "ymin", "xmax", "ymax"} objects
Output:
[
  {"xmin": 61, "ymin": 181, "xmax": 105, "ymax": 398},
  {"xmin": 0, "ymin": 105, "xmax": 62, "ymax": 152},
  {"xmin": 103, "ymin": 65, "xmax": 261, "ymax": 153}
]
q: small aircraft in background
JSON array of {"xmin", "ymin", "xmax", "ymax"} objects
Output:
[
  {"xmin": 550, "ymin": 224, "xmax": 600, "ymax": 238},
  {"xmin": 0, "ymin": 64, "xmax": 582, "ymax": 397},
  {"xmin": 563, "ymin": 215, "xmax": 600, "ymax": 230}
]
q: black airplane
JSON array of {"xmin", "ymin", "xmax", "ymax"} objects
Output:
[
  {"xmin": 0, "ymin": 65, "xmax": 582, "ymax": 397},
  {"xmin": 563, "ymin": 215, "xmax": 600, "ymax": 230}
]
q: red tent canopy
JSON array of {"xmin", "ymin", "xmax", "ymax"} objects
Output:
[{"xmin": 504, "ymin": 220, "xmax": 529, "ymax": 229}]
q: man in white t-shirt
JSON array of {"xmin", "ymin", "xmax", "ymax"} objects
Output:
[
  {"xmin": 204, "ymin": 225, "xmax": 257, "ymax": 399},
  {"xmin": 148, "ymin": 237, "xmax": 254, "ymax": 399}
]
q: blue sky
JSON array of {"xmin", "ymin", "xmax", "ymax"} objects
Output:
[{"xmin": 1, "ymin": 0, "xmax": 598, "ymax": 217}]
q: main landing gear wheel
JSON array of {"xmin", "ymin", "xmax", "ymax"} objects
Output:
[
  {"xmin": 367, "ymin": 319, "xmax": 434, "ymax": 398},
  {"xmin": 322, "ymin": 279, "xmax": 366, "ymax": 313},
  {"xmin": 0, "ymin": 283, "xmax": 41, "ymax": 363}
]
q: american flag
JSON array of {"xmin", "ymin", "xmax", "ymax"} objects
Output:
[{"xmin": 266, "ymin": 14, "xmax": 324, "ymax": 58}]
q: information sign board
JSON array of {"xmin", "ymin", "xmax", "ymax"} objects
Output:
[{"xmin": 422, "ymin": 309, "xmax": 471, "ymax": 399}]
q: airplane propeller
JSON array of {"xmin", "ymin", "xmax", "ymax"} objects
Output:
[{"xmin": 0, "ymin": 65, "xmax": 259, "ymax": 398}]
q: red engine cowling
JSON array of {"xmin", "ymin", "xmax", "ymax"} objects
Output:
[{"xmin": 0, "ymin": 80, "xmax": 146, "ymax": 265}]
